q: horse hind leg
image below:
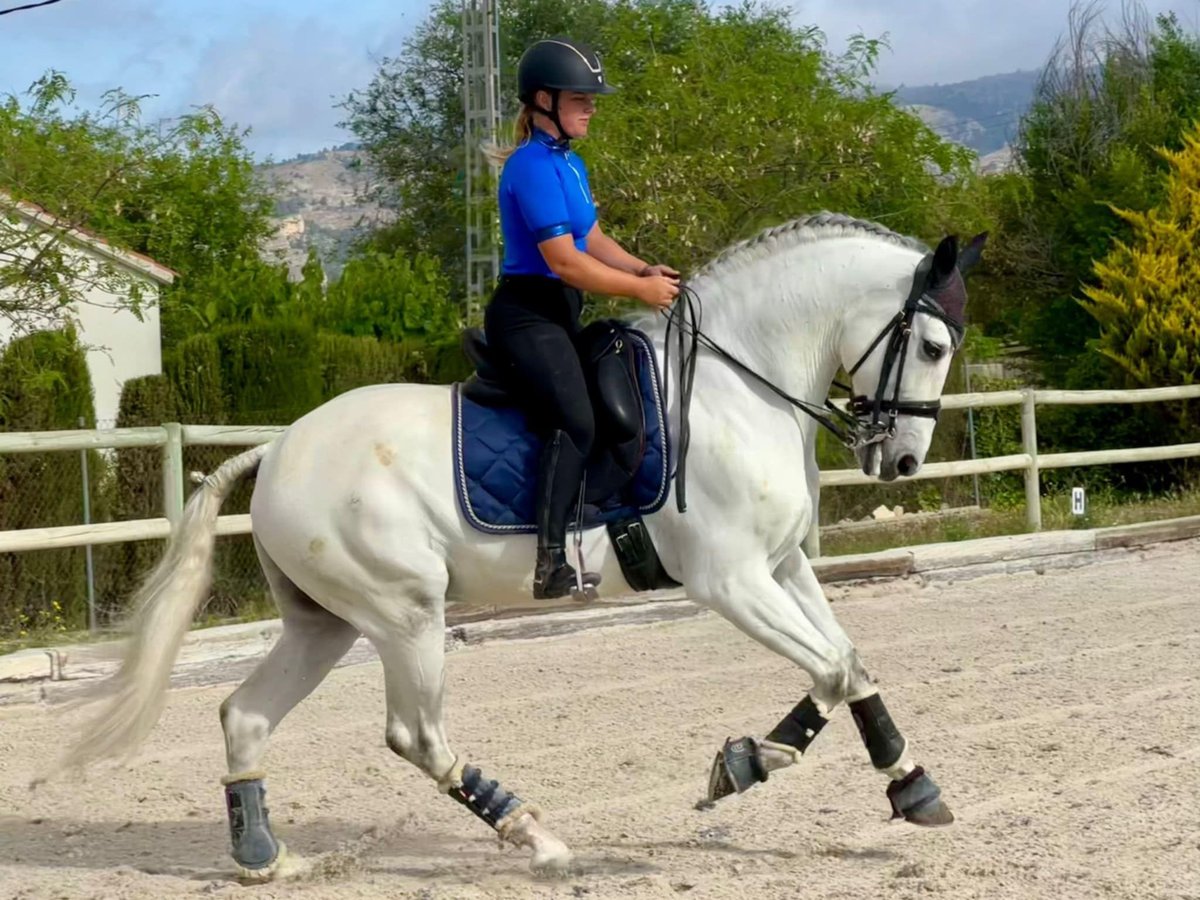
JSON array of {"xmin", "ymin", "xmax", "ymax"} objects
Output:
[
  {"xmin": 362, "ymin": 566, "xmax": 573, "ymax": 876},
  {"xmin": 219, "ymin": 537, "xmax": 361, "ymax": 880}
]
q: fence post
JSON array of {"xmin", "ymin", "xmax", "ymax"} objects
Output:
[
  {"xmin": 78, "ymin": 417, "xmax": 96, "ymax": 633},
  {"xmin": 162, "ymin": 423, "xmax": 184, "ymax": 528},
  {"xmin": 1021, "ymin": 389, "xmax": 1041, "ymax": 531}
]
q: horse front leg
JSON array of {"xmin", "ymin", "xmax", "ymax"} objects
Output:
[
  {"xmin": 770, "ymin": 548, "xmax": 953, "ymax": 826},
  {"xmin": 695, "ymin": 550, "xmax": 952, "ymax": 826},
  {"xmin": 688, "ymin": 557, "xmax": 855, "ymax": 802}
]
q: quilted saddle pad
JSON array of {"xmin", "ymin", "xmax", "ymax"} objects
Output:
[{"xmin": 451, "ymin": 328, "xmax": 670, "ymax": 534}]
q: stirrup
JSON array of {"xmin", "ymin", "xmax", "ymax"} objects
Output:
[{"xmin": 533, "ymin": 550, "xmax": 599, "ymax": 601}]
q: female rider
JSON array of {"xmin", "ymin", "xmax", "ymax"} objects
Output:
[{"xmin": 485, "ymin": 37, "xmax": 679, "ymax": 600}]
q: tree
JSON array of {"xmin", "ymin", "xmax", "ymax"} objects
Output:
[
  {"xmin": 997, "ymin": 3, "xmax": 1200, "ymax": 385},
  {"xmin": 339, "ymin": 0, "xmax": 975, "ymax": 305},
  {"xmin": 0, "ymin": 71, "xmax": 277, "ymax": 345},
  {"xmin": 1081, "ymin": 124, "xmax": 1200, "ymax": 392},
  {"xmin": 296, "ymin": 249, "xmax": 458, "ymax": 343},
  {"xmin": 166, "ymin": 251, "xmax": 294, "ymax": 337}
]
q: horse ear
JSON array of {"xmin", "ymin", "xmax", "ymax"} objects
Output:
[
  {"xmin": 930, "ymin": 235, "xmax": 958, "ymax": 286},
  {"xmin": 956, "ymin": 231, "xmax": 989, "ymax": 278}
]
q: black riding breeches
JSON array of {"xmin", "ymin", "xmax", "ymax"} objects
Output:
[{"xmin": 483, "ymin": 275, "xmax": 596, "ymax": 456}]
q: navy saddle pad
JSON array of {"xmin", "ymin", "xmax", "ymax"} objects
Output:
[{"xmin": 451, "ymin": 328, "xmax": 670, "ymax": 534}]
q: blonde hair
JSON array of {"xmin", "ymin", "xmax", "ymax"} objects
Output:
[{"xmin": 483, "ymin": 106, "xmax": 534, "ymax": 167}]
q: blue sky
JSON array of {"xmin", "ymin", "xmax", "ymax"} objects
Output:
[{"xmin": 1, "ymin": 0, "xmax": 1197, "ymax": 161}]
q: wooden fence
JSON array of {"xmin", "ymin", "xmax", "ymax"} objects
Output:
[{"xmin": 1, "ymin": 384, "xmax": 1198, "ymax": 561}]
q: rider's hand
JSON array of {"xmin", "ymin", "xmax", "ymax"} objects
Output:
[
  {"xmin": 636, "ymin": 274, "xmax": 679, "ymax": 309},
  {"xmin": 640, "ymin": 263, "xmax": 681, "ymax": 279}
]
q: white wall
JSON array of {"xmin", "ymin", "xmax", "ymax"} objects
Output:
[
  {"xmin": 72, "ymin": 289, "xmax": 163, "ymax": 426},
  {"xmin": 0, "ymin": 218, "xmax": 165, "ymax": 426}
]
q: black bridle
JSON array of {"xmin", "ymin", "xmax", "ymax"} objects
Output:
[{"xmin": 660, "ymin": 252, "xmax": 965, "ymax": 512}]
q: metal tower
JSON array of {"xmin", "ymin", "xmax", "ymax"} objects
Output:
[{"xmin": 462, "ymin": 0, "xmax": 502, "ymax": 318}]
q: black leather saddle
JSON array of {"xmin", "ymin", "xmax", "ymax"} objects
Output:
[{"xmin": 457, "ymin": 322, "xmax": 681, "ymax": 593}]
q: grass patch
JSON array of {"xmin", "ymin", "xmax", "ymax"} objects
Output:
[
  {"xmin": 0, "ymin": 589, "xmax": 278, "ymax": 656},
  {"xmin": 819, "ymin": 485, "xmax": 1200, "ymax": 557}
]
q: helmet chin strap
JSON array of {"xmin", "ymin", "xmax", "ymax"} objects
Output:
[{"xmin": 533, "ymin": 90, "xmax": 570, "ymax": 145}]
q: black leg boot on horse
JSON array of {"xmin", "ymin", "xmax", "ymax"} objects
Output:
[{"xmin": 533, "ymin": 429, "xmax": 601, "ymax": 600}]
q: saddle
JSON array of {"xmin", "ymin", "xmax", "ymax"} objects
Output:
[
  {"xmin": 453, "ymin": 320, "xmax": 679, "ymax": 593},
  {"xmin": 461, "ymin": 321, "xmax": 645, "ymax": 503}
]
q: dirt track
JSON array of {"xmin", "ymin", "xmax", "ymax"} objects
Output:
[{"xmin": 2, "ymin": 540, "xmax": 1199, "ymax": 899}]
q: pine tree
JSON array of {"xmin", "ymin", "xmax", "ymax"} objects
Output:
[{"xmin": 1081, "ymin": 123, "xmax": 1200, "ymax": 388}]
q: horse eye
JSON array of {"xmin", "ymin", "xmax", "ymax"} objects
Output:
[{"xmin": 922, "ymin": 339, "xmax": 946, "ymax": 361}]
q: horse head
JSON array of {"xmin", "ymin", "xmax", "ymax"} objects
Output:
[{"xmin": 840, "ymin": 231, "xmax": 988, "ymax": 481}]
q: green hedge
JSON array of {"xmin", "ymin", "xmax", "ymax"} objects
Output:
[
  {"xmin": 319, "ymin": 333, "xmax": 424, "ymax": 398},
  {"xmin": 167, "ymin": 332, "xmax": 225, "ymax": 423},
  {"xmin": 216, "ymin": 320, "xmax": 323, "ymax": 424},
  {"xmin": 94, "ymin": 374, "xmax": 176, "ymax": 623},
  {"xmin": 0, "ymin": 318, "xmax": 478, "ymax": 635},
  {"xmin": 0, "ymin": 329, "xmax": 101, "ymax": 636}
]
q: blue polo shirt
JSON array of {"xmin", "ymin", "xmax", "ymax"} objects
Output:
[{"xmin": 499, "ymin": 129, "xmax": 597, "ymax": 277}]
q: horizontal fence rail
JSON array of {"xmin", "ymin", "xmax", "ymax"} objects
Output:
[{"xmin": 2, "ymin": 383, "xmax": 1198, "ymax": 559}]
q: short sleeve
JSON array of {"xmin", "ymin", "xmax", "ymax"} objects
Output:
[{"xmin": 504, "ymin": 152, "xmax": 571, "ymax": 242}]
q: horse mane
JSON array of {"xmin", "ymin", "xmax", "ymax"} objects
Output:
[{"xmin": 694, "ymin": 211, "xmax": 930, "ymax": 279}]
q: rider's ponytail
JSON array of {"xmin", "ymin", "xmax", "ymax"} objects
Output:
[{"xmin": 483, "ymin": 106, "xmax": 533, "ymax": 167}]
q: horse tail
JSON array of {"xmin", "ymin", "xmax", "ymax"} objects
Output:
[{"xmin": 55, "ymin": 443, "xmax": 269, "ymax": 775}]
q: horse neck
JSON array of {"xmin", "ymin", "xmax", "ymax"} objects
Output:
[{"xmin": 652, "ymin": 236, "xmax": 913, "ymax": 409}]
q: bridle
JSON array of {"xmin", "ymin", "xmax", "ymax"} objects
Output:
[
  {"xmin": 660, "ymin": 252, "xmax": 965, "ymax": 512},
  {"xmin": 838, "ymin": 253, "xmax": 965, "ymax": 447}
]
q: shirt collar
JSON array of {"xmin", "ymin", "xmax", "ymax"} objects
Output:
[{"xmin": 531, "ymin": 127, "xmax": 570, "ymax": 151}]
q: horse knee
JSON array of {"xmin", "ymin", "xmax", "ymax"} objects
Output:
[{"xmin": 811, "ymin": 648, "xmax": 870, "ymax": 707}]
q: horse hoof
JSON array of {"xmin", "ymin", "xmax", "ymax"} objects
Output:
[
  {"xmin": 904, "ymin": 798, "xmax": 954, "ymax": 827},
  {"xmin": 706, "ymin": 736, "xmax": 768, "ymax": 802},
  {"xmin": 234, "ymin": 839, "xmax": 288, "ymax": 882},
  {"xmin": 571, "ymin": 585, "xmax": 599, "ymax": 604},
  {"xmin": 886, "ymin": 766, "xmax": 953, "ymax": 827},
  {"xmin": 530, "ymin": 844, "xmax": 574, "ymax": 878}
]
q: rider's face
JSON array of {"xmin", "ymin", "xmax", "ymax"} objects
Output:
[{"xmin": 537, "ymin": 90, "xmax": 596, "ymax": 139}]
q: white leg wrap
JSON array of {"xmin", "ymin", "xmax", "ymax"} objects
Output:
[{"xmin": 882, "ymin": 747, "xmax": 916, "ymax": 780}]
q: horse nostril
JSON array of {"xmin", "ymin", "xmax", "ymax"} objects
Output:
[{"xmin": 897, "ymin": 454, "xmax": 918, "ymax": 477}]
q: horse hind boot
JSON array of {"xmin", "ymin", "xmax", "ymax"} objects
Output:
[{"xmin": 222, "ymin": 773, "xmax": 286, "ymax": 879}]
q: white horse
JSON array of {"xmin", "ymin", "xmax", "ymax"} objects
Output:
[{"xmin": 54, "ymin": 213, "xmax": 986, "ymax": 878}]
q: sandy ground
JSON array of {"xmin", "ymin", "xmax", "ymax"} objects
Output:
[{"xmin": 1, "ymin": 540, "xmax": 1198, "ymax": 900}]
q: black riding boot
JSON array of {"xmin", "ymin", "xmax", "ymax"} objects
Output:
[{"xmin": 533, "ymin": 429, "xmax": 602, "ymax": 599}]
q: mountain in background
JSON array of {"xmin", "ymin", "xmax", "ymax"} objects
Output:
[
  {"xmin": 891, "ymin": 68, "xmax": 1041, "ymax": 155},
  {"xmin": 256, "ymin": 142, "xmax": 392, "ymax": 281},
  {"xmin": 259, "ymin": 70, "xmax": 1041, "ymax": 277}
]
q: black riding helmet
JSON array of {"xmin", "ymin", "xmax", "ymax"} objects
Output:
[{"xmin": 517, "ymin": 37, "xmax": 617, "ymax": 141}]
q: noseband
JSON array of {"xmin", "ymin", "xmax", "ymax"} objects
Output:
[{"xmin": 661, "ymin": 251, "xmax": 964, "ymax": 512}]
